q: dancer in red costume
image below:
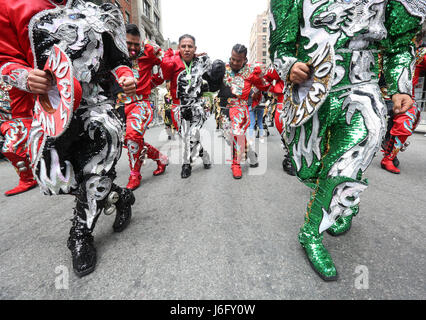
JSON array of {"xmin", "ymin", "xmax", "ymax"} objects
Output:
[
  {"xmin": 263, "ymin": 67, "xmax": 296, "ymax": 176},
  {"xmin": 205, "ymin": 44, "xmax": 268, "ymax": 179},
  {"xmin": 117, "ymin": 24, "xmax": 168, "ymax": 191},
  {"xmin": 0, "ymin": 0, "xmax": 42, "ymax": 196},
  {"xmin": 381, "ymin": 31, "xmax": 426, "ymax": 174}
]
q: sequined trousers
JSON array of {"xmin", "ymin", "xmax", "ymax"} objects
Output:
[
  {"xmin": 176, "ymin": 103, "xmax": 211, "ymax": 166},
  {"xmin": 28, "ymin": 102, "xmax": 124, "ymax": 231},
  {"xmin": 285, "ymin": 83, "xmax": 387, "ymax": 235}
]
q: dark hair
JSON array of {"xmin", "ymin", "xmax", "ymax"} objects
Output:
[
  {"xmin": 179, "ymin": 34, "xmax": 196, "ymax": 45},
  {"xmin": 416, "ymin": 31, "xmax": 426, "ymax": 43},
  {"xmin": 232, "ymin": 44, "xmax": 248, "ymax": 57},
  {"xmin": 126, "ymin": 24, "xmax": 141, "ymax": 37}
]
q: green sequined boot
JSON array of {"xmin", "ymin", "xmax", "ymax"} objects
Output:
[
  {"xmin": 327, "ymin": 207, "xmax": 358, "ymax": 237},
  {"xmin": 326, "ymin": 215, "xmax": 353, "ymax": 236},
  {"xmin": 298, "ymin": 226, "xmax": 338, "ymax": 281}
]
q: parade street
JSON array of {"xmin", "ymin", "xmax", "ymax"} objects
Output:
[{"xmin": 0, "ymin": 116, "xmax": 425, "ymax": 300}]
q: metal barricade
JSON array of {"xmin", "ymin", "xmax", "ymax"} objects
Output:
[{"xmin": 415, "ymin": 76, "xmax": 426, "ymax": 132}]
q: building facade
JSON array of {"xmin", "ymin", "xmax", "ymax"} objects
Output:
[
  {"xmin": 249, "ymin": 10, "xmax": 270, "ymax": 69},
  {"xmin": 98, "ymin": 1, "xmax": 164, "ymax": 48},
  {"xmin": 136, "ymin": 0, "xmax": 164, "ymax": 47}
]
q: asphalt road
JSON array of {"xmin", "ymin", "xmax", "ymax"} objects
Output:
[{"xmin": 0, "ymin": 116, "xmax": 425, "ymax": 300}]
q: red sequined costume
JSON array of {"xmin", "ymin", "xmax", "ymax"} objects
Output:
[
  {"xmin": 381, "ymin": 48, "xmax": 426, "ymax": 174},
  {"xmin": 117, "ymin": 41, "xmax": 168, "ymax": 190},
  {"xmin": 207, "ymin": 60, "xmax": 268, "ymax": 178},
  {"xmin": 0, "ymin": 0, "xmax": 44, "ymax": 196},
  {"xmin": 263, "ymin": 67, "xmax": 295, "ymax": 176}
]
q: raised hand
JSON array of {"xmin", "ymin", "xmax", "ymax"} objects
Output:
[{"xmin": 119, "ymin": 76, "xmax": 137, "ymax": 97}]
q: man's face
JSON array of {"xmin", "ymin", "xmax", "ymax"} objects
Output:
[
  {"xmin": 126, "ymin": 34, "xmax": 141, "ymax": 60},
  {"xmin": 230, "ymin": 51, "xmax": 247, "ymax": 72},
  {"xmin": 178, "ymin": 38, "xmax": 196, "ymax": 63}
]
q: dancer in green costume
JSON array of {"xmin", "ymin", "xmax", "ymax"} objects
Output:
[{"xmin": 269, "ymin": 0, "xmax": 424, "ymax": 280}]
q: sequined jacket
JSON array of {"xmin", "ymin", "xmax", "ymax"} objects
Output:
[
  {"xmin": 0, "ymin": 0, "xmax": 61, "ymax": 118},
  {"xmin": 29, "ymin": 0, "xmax": 133, "ymax": 105},
  {"xmin": 117, "ymin": 42, "xmax": 164, "ymax": 104},
  {"xmin": 0, "ymin": 0, "xmax": 133, "ymax": 113},
  {"xmin": 161, "ymin": 49, "xmax": 212, "ymax": 107},
  {"xmin": 413, "ymin": 49, "xmax": 426, "ymax": 91},
  {"xmin": 263, "ymin": 67, "xmax": 285, "ymax": 103},
  {"xmin": 206, "ymin": 62, "xmax": 269, "ymax": 109},
  {"xmin": 269, "ymin": 0, "xmax": 424, "ymax": 97},
  {"xmin": 133, "ymin": 42, "xmax": 164, "ymax": 98}
]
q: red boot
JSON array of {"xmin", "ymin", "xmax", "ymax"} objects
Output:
[
  {"xmin": 381, "ymin": 156, "xmax": 400, "ymax": 174},
  {"xmin": 231, "ymin": 163, "xmax": 242, "ymax": 179},
  {"xmin": 3, "ymin": 154, "xmax": 37, "ymax": 196},
  {"xmin": 153, "ymin": 155, "xmax": 168, "ymax": 176},
  {"xmin": 381, "ymin": 135, "xmax": 405, "ymax": 175},
  {"xmin": 125, "ymin": 139, "xmax": 146, "ymax": 191},
  {"xmin": 231, "ymin": 135, "xmax": 244, "ymax": 179},
  {"xmin": 126, "ymin": 172, "xmax": 142, "ymax": 191},
  {"xmin": 145, "ymin": 142, "xmax": 168, "ymax": 176}
]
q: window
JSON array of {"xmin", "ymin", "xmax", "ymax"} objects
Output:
[
  {"xmin": 263, "ymin": 43, "xmax": 266, "ymax": 48},
  {"xmin": 263, "ymin": 51, "xmax": 267, "ymax": 57},
  {"xmin": 114, "ymin": 0, "xmax": 121, "ymax": 9},
  {"xmin": 125, "ymin": 11, "xmax": 130, "ymax": 23},
  {"xmin": 154, "ymin": 13, "xmax": 160, "ymax": 29},
  {"xmin": 262, "ymin": 59, "xmax": 267, "ymax": 64},
  {"xmin": 154, "ymin": 0, "xmax": 159, "ymax": 8},
  {"xmin": 262, "ymin": 35, "xmax": 267, "ymax": 41},
  {"xmin": 263, "ymin": 27, "xmax": 267, "ymax": 33},
  {"xmin": 143, "ymin": 0, "xmax": 151, "ymax": 19}
]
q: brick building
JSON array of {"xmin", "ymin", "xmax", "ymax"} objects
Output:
[{"xmin": 249, "ymin": 10, "xmax": 270, "ymax": 69}]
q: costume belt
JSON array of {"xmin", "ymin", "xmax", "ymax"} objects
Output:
[
  {"xmin": 225, "ymin": 98, "xmax": 248, "ymax": 108},
  {"xmin": 117, "ymin": 93, "xmax": 150, "ymax": 105}
]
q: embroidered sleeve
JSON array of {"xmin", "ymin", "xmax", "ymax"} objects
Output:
[
  {"xmin": 381, "ymin": 1, "xmax": 423, "ymax": 96},
  {"xmin": 0, "ymin": 63, "xmax": 32, "ymax": 92},
  {"xmin": 269, "ymin": 0, "xmax": 303, "ymax": 82}
]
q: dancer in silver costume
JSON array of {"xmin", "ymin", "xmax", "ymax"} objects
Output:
[{"xmin": 2, "ymin": 0, "xmax": 138, "ymax": 277}]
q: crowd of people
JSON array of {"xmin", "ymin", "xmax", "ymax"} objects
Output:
[{"xmin": 0, "ymin": 0, "xmax": 425, "ymax": 282}]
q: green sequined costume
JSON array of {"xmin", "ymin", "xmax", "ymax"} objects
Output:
[{"xmin": 270, "ymin": 0, "xmax": 424, "ymax": 280}]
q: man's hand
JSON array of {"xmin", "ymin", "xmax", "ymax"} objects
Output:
[
  {"xmin": 289, "ymin": 62, "xmax": 310, "ymax": 84},
  {"xmin": 392, "ymin": 94, "xmax": 413, "ymax": 115},
  {"xmin": 27, "ymin": 69, "xmax": 52, "ymax": 94},
  {"xmin": 119, "ymin": 76, "xmax": 137, "ymax": 96}
]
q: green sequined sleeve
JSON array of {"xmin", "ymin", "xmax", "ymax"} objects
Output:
[
  {"xmin": 269, "ymin": 0, "xmax": 303, "ymax": 81},
  {"xmin": 381, "ymin": 1, "xmax": 422, "ymax": 96}
]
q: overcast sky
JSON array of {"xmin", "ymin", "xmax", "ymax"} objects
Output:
[{"xmin": 161, "ymin": 0, "xmax": 269, "ymax": 62}]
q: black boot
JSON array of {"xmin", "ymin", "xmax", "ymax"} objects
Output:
[
  {"xmin": 112, "ymin": 186, "xmax": 135, "ymax": 233},
  {"xmin": 249, "ymin": 152, "xmax": 259, "ymax": 168},
  {"xmin": 67, "ymin": 206, "xmax": 97, "ymax": 278},
  {"xmin": 199, "ymin": 148, "xmax": 211, "ymax": 169},
  {"xmin": 283, "ymin": 154, "xmax": 296, "ymax": 176},
  {"xmin": 181, "ymin": 164, "xmax": 192, "ymax": 178}
]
